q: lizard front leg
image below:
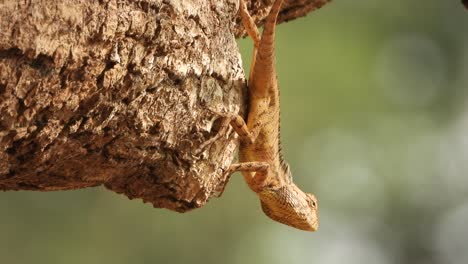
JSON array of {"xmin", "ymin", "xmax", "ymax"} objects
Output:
[
  {"xmin": 212, "ymin": 160, "xmax": 270, "ymax": 197},
  {"xmin": 227, "ymin": 162, "xmax": 270, "ymax": 193}
]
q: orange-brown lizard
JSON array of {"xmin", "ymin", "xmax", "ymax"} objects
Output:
[{"xmin": 198, "ymin": 0, "xmax": 319, "ymax": 231}]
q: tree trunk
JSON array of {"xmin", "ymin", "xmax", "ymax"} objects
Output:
[{"xmin": 0, "ymin": 0, "xmax": 331, "ymax": 212}]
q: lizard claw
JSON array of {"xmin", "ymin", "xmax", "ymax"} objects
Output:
[{"xmin": 193, "ymin": 110, "xmax": 234, "ymax": 155}]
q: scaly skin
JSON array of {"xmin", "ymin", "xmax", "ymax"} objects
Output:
[
  {"xmin": 198, "ymin": 0, "xmax": 319, "ymax": 231},
  {"xmin": 236, "ymin": 0, "xmax": 319, "ymax": 232}
]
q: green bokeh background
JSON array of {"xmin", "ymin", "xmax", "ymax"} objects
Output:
[{"xmin": 2, "ymin": 1, "xmax": 468, "ymax": 263}]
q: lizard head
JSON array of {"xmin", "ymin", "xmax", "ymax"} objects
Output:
[
  {"xmin": 304, "ymin": 192, "xmax": 319, "ymax": 231},
  {"xmin": 259, "ymin": 185, "xmax": 319, "ymax": 232}
]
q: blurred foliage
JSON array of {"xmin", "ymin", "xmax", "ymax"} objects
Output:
[{"xmin": 2, "ymin": 0, "xmax": 468, "ymax": 263}]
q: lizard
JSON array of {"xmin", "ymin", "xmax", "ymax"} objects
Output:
[{"xmin": 198, "ymin": 0, "xmax": 319, "ymax": 231}]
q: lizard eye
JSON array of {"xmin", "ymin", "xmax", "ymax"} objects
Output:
[
  {"xmin": 306, "ymin": 193, "xmax": 318, "ymax": 208},
  {"xmin": 309, "ymin": 200, "xmax": 316, "ymax": 208}
]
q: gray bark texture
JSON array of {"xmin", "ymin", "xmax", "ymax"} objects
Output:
[{"xmin": 0, "ymin": 0, "xmax": 331, "ymax": 212}]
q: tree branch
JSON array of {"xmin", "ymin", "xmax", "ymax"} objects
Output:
[{"xmin": 0, "ymin": 0, "xmax": 331, "ymax": 212}]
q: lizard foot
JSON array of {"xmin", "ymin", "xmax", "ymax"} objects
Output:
[
  {"xmin": 193, "ymin": 110, "xmax": 255, "ymax": 155},
  {"xmin": 193, "ymin": 110, "xmax": 233, "ymax": 155}
]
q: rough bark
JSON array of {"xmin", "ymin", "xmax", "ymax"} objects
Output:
[{"xmin": 0, "ymin": 0, "xmax": 331, "ymax": 212}]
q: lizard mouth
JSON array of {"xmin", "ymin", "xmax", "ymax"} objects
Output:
[
  {"xmin": 305, "ymin": 216, "xmax": 319, "ymax": 232},
  {"xmin": 311, "ymin": 220, "xmax": 319, "ymax": 231}
]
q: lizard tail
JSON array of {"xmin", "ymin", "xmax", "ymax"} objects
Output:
[
  {"xmin": 260, "ymin": 0, "xmax": 284, "ymax": 50},
  {"xmin": 251, "ymin": 0, "xmax": 284, "ymax": 94}
]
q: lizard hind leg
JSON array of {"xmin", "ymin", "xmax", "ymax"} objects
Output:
[
  {"xmin": 239, "ymin": 0, "xmax": 261, "ymax": 46},
  {"xmin": 194, "ymin": 112, "xmax": 256, "ymax": 155},
  {"xmin": 239, "ymin": 0, "xmax": 261, "ymax": 84},
  {"xmin": 229, "ymin": 114, "xmax": 255, "ymax": 144},
  {"xmin": 193, "ymin": 116, "xmax": 232, "ymax": 155}
]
